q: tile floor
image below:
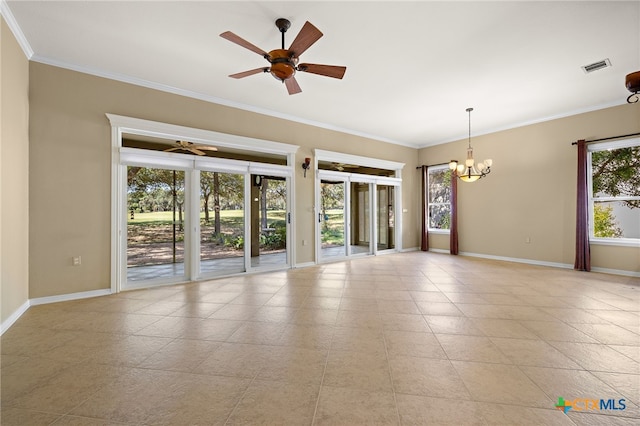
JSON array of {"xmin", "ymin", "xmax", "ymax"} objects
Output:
[{"xmin": 1, "ymin": 252, "xmax": 639, "ymax": 425}]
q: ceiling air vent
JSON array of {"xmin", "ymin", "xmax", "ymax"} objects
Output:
[{"xmin": 582, "ymin": 59, "xmax": 611, "ymax": 73}]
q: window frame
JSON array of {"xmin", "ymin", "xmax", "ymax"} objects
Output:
[
  {"xmin": 108, "ymin": 114, "xmax": 299, "ymax": 293},
  {"xmin": 587, "ymin": 137, "xmax": 640, "ymax": 247},
  {"xmin": 426, "ymin": 164, "xmax": 452, "ymax": 234}
]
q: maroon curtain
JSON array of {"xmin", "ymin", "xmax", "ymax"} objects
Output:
[
  {"xmin": 450, "ymin": 170, "xmax": 459, "ymax": 255},
  {"xmin": 421, "ymin": 165, "xmax": 429, "ymax": 251},
  {"xmin": 574, "ymin": 139, "xmax": 591, "ymax": 271}
]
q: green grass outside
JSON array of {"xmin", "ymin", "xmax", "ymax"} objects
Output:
[
  {"xmin": 129, "ymin": 209, "xmax": 286, "ymax": 228},
  {"xmin": 128, "ymin": 209, "xmax": 245, "ymax": 225},
  {"xmin": 129, "ymin": 209, "xmax": 339, "ymax": 243},
  {"xmin": 322, "ymin": 209, "xmax": 345, "ymax": 246}
]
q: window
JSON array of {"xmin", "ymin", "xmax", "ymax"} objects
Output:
[
  {"xmin": 109, "ymin": 114, "xmax": 297, "ymax": 292},
  {"xmin": 588, "ymin": 138, "xmax": 640, "ymax": 245},
  {"xmin": 427, "ymin": 165, "xmax": 452, "ymax": 231}
]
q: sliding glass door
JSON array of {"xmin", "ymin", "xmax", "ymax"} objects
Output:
[
  {"xmin": 251, "ymin": 175, "xmax": 289, "ymax": 269},
  {"xmin": 110, "ymin": 115, "xmax": 300, "ymax": 293},
  {"xmin": 126, "ymin": 166, "xmax": 187, "ymax": 283},
  {"xmin": 350, "ymin": 182, "xmax": 372, "ymax": 256},
  {"xmin": 376, "ymin": 185, "xmax": 395, "ymax": 251},
  {"xmin": 320, "ymin": 180, "xmax": 346, "ymax": 260},
  {"xmin": 199, "ymin": 171, "xmax": 245, "ymax": 276},
  {"xmin": 316, "ymin": 163, "xmax": 402, "ymax": 263},
  {"xmin": 120, "ymin": 158, "xmax": 291, "ymax": 289}
]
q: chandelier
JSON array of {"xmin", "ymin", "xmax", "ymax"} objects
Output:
[{"xmin": 449, "ymin": 107, "xmax": 492, "ymax": 182}]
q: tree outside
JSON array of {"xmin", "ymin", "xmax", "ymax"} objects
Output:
[
  {"xmin": 320, "ymin": 182, "xmax": 345, "ymax": 247},
  {"xmin": 591, "ymin": 146, "xmax": 640, "ymax": 238},
  {"xmin": 593, "ymin": 204, "xmax": 623, "ymax": 238},
  {"xmin": 127, "ymin": 167, "xmax": 287, "ymax": 268},
  {"xmin": 428, "ymin": 168, "xmax": 452, "ymax": 230}
]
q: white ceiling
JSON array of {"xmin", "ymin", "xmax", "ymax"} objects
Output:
[{"xmin": 4, "ymin": 1, "xmax": 640, "ymax": 148}]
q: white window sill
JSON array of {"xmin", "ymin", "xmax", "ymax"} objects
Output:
[
  {"xmin": 428, "ymin": 229, "xmax": 450, "ymax": 235},
  {"xmin": 590, "ymin": 238, "xmax": 640, "ymax": 248}
]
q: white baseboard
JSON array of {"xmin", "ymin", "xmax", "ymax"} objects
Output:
[
  {"xmin": 294, "ymin": 261, "xmax": 316, "ymax": 268},
  {"xmin": 458, "ymin": 251, "xmax": 573, "ymax": 270},
  {"xmin": 445, "ymin": 250, "xmax": 639, "ymax": 277},
  {"xmin": 1, "ymin": 289, "xmax": 112, "ymax": 336},
  {"xmin": 401, "ymin": 247, "xmax": 420, "ymax": 252},
  {"xmin": 591, "ymin": 266, "xmax": 640, "ymax": 278},
  {"xmin": 428, "ymin": 248, "xmax": 450, "ymax": 254},
  {"xmin": 29, "ymin": 288, "xmax": 112, "ymax": 306},
  {"xmin": 1, "ymin": 300, "xmax": 30, "ymax": 335}
]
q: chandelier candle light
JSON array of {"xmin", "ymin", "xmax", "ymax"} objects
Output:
[{"xmin": 449, "ymin": 107, "xmax": 492, "ymax": 182}]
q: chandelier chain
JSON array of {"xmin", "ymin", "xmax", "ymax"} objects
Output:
[{"xmin": 467, "ymin": 108, "xmax": 473, "ymax": 149}]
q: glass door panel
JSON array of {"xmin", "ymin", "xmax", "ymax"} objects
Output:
[
  {"xmin": 127, "ymin": 166, "xmax": 185, "ymax": 283},
  {"xmin": 320, "ymin": 180, "xmax": 346, "ymax": 260},
  {"xmin": 350, "ymin": 182, "xmax": 372, "ymax": 255},
  {"xmin": 251, "ymin": 175, "xmax": 288, "ymax": 268},
  {"xmin": 199, "ymin": 171, "xmax": 245, "ymax": 276},
  {"xmin": 377, "ymin": 185, "xmax": 395, "ymax": 250}
]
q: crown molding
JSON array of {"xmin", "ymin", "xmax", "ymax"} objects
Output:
[
  {"xmin": 0, "ymin": 0, "xmax": 34, "ymax": 59},
  {"xmin": 30, "ymin": 54, "xmax": 417, "ymax": 149},
  {"xmin": 418, "ymin": 99, "xmax": 628, "ymax": 149}
]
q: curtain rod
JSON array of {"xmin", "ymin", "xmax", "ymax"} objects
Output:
[
  {"xmin": 571, "ymin": 132, "xmax": 640, "ymax": 145},
  {"xmin": 416, "ymin": 162, "xmax": 450, "ymax": 170}
]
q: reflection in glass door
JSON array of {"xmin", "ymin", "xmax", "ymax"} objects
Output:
[
  {"xmin": 350, "ymin": 182, "xmax": 372, "ymax": 255},
  {"xmin": 251, "ymin": 175, "xmax": 288, "ymax": 268},
  {"xmin": 377, "ymin": 185, "xmax": 395, "ymax": 250},
  {"xmin": 199, "ymin": 171, "xmax": 245, "ymax": 276},
  {"xmin": 320, "ymin": 180, "xmax": 346, "ymax": 259},
  {"xmin": 127, "ymin": 166, "xmax": 186, "ymax": 282}
]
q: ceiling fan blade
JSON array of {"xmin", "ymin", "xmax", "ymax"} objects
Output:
[
  {"xmin": 298, "ymin": 63, "xmax": 347, "ymax": 79},
  {"xmin": 229, "ymin": 67, "xmax": 269, "ymax": 79},
  {"xmin": 164, "ymin": 147, "xmax": 181, "ymax": 152},
  {"xmin": 220, "ymin": 31, "xmax": 268, "ymax": 57},
  {"xmin": 189, "ymin": 148, "xmax": 207, "ymax": 156},
  {"xmin": 285, "ymin": 77, "xmax": 302, "ymax": 95},
  {"xmin": 193, "ymin": 145, "xmax": 218, "ymax": 152},
  {"xmin": 288, "ymin": 21, "xmax": 323, "ymax": 57}
]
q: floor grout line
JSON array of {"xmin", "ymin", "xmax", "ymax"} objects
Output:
[
  {"xmin": 3, "ymin": 252, "xmax": 639, "ymax": 424},
  {"xmin": 309, "ymin": 300, "xmax": 340, "ymax": 426}
]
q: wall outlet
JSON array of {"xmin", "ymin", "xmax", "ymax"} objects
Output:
[
  {"xmin": 525, "ymin": 237, "xmax": 531, "ymax": 244},
  {"xmin": 302, "ymin": 240, "xmax": 308, "ymax": 246},
  {"xmin": 72, "ymin": 256, "xmax": 82, "ymax": 266}
]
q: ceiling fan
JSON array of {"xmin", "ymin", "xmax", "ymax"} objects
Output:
[
  {"xmin": 164, "ymin": 141, "xmax": 218, "ymax": 156},
  {"xmin": 220, "ymin": 18, "xmax": 347, "ymax": 95},
  {"xmin": 332, "ymin": 162, "xmax": 359, "ymax": 171}
]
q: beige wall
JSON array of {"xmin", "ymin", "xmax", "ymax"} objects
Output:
[
  {"xmin": 419, "ymin": 103, "xmax": 640, "ymax": 273},
  {"xmin": 1, "ymin": 17, "xmax": 30, "ymax": 324},
  {"xmin": 28, "ymin": 62, "xmax": 419, "ymax": 298},
  {"xmin": 26, "ymin": 60, "xmax": 640, "ymax": 301}
]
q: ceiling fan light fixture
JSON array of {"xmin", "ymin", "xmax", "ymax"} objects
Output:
[
  {"xmin": 268, "ymin": 49, "xmax": 297, "ymax": 81},
  {"xmin": 626, "ymin": 71, "xmax": 640, "ymax": 103}
]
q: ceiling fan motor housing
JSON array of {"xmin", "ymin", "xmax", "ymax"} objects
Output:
[
  {"xmin": 626, "ymin": 71, "xmax": 640, "ymax": 93},
  {"xmin": 268, "ymin": 49, "xmax": 298, "ymax": 81}
]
